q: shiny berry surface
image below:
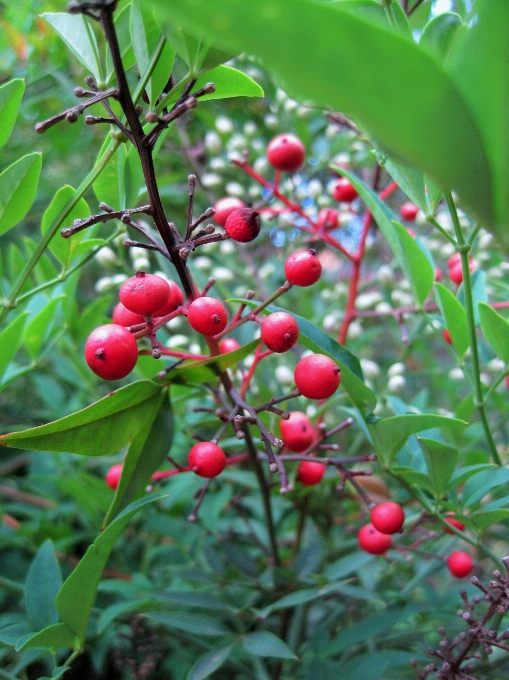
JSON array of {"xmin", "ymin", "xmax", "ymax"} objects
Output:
[
  {"xmin": 280, "ymin": 411, "xmax": 314, "ymax": 452},
  {"xmin": 112, "ymin": 302, "xmax": 145, "ymax": 327},
  {"xmin": 266, "ymin": 133, "xmax": 305, "ymax": 172},
  {"xmin": 297, "ymin": 460, "xmax": 325, "ymax": 485},
  {"xmin": 187, "ymin": 297, "xmax": 228, "ymax": 335},
  {"xmin": 154, "ymin": 280, "xmax": 184, "ymax": 317},
  {"xmin": 219, "ymin": 338, "xmax": 240, "ymax": 354},
  {"xmin": 284, "ymin": 250, "xmax": 322, "ymax": 287},
  {"xmin": 261, "ymin": 312, "xmax": 299, "ymax": 353},
  {"xmin": 358, "ymin": 523, "xmax": 392, "ymax": 555},
  {"xmin": 444, "ymin": 514, "xmax": 465, "ymax": 534},
  {"xmin": 84, "ymin": 324, "xmax": 138, "ymax": 380},
  {"xmin": 400, "ymin": 202, "xmax": 419, "ymax": 221},
  {"xmin": 316, "ymin": 208, "xmax": 339, "ymax": 231},
  {"xmin": 105, "ymin": 464, "xmax": 123, "ymax": 490},
  {"xmin": 188, "ymin": 442, "xmax": 226, "ymax": 478},
  {"xmin": 332, "ymin": 178, "xmax": 358, "ymax": 203},
  {"xmin": 119, "ymin": 272, "xmax": 171, "ymax": 316},
  {"xmin": 294, "ymin": 354, "xmax": 341, "ymax": 400},
  {"xmin": 224, "ymin": 208, "xmax": 261, "ymax": 242},
  {"xmin": 214, "ymin": 197, "xmax": 245, "ymax": 227},
  {"xmin": 447, "ymin": 551, "xmax": 474, "ymax": 578},
  {"xmin": 370, "ymin": 502, "xmax": 405, "ymax": 534}
]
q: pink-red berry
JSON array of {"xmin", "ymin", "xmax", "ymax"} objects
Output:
[
  {"xmin": 214, "ymin": 197, "xmax": 245, "ymax": 227},
  {"xmin": 280, "ymin": 411, "xmax": 314, "ymax": 452},
  {"xmin": 188, "ymin": 442, "xmax": 226, "ymax": 478},
  {"xmin": 219, "ymin": 338, "xmax": 240, "ymax": 354},
  {"xmin": 266, "ymin": 133, "xmax": 305, "ymax": 172},
  {"xmin": 434, "ymin": 267, "xmax": 442, "ymax": 282},
  {"xmin": 187, "ymin": 297, "xmax": 228, "ymax": 336},
  {"xmin": 449, "ymin": 263, "xmax": 464, "ymax": 285},
  {"xmin": 332, "ymin": 178, "xmax": 358, "ymax": 203},
  {"xmin": 84, "ymin": 324, "xmax": 138, "ymax": 380},
  {"xmin": 154, "ymin": 280, "xmax": 184, "ymax": 317},
  {"xmin": 105, "ymin": 464, "xmax": 123, "ymax": 490},
  {"xmin": 224, "ymin": 208, "xmax": 261, "ymax": 243},
  {"xmin": 443, "ymin": 329, "xmax": 452, "ymax": 344},
  {"xmin": 370, "ymin": 502, "xmax": 405, "ymax": 534},
  {"xmin": 119, "ymin": 271, "xmax": 171, "ymax": 316},
  {"xmin": 358, "ymin": 523, "xmax": 392, "ymax": 555},
  {"xmin": 444, "ymin": 513, "xmax": 465, "ymax": 534},
  {"xmin": 297, "ymin": 460, "xmax": 325, "ymax": 485},
  {"xmin": 316, "ymin": 208, "xmax": 339, "ymax": 231},
  {"xmin": 261, "ymin": 312, "xmax": 299, "ymax": 353},
  {"xmin": 400, "ymin": 202, "xmax": 419, "ymax": 221},
  {"xmin": 112, "ymin": 302, "xmax": 145, "ymax": 327},
  {"xmin": 447, "ymin": 551, "xmax": 474, "ymax": 578},
  {"xmin": 294, "ymin": 354, "xmax": 341, "ymax": 400},
  {"xmin": 284, "ymin": 250, "xmax": 322, "ymax": 287}
]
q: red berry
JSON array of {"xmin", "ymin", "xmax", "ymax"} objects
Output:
[
  {"xmin": 444, "ymin": 513, "xmax": 465, "ymax": 534},
  {"xmin": 280, "ymin": 411, "xmax": 314, "ymax": 452},
  {"xmin": 370, "ymin": 502, "xmax": 405, "ymax": 534},
  {"xmin": 284, "ymin": 250, "xmax": 322, "ymax": 287},
  {"xmin": 214, "ymin": 197, "xmax": 245, "ymax": 227},
  {"xmin": 447, "ymin": 253, "xmax": 461, "ymax": 270},
  {"xmin": 261, "ymin": 312, "xmax": 299, "ymax": 353},
  {"xmin": 447, "ymin": 551, "xmax": 474, "ymax": 578},
  {"xmin": 266, "ymin": 133, "xmax": 305, "ymax": 172},
  {"xmin": 434, "ymin": 267, "xmax": 442, "ymax": 282},
  {"xmin": 187, "ymin": 297, "xmax": 228, "ymax": 336},
  {"xmin": 84, "ymin": 324, "xmax": 138, "ymax": 380},
  {"xmin": 154, "ymin": 280, "xmax": 184, "ymax": 317},
  {"xmin": 294, "ymin": 354, "xmax": 341, "ymax": 400},
  {"xmin": 400, "ymin": 202, "xmax": 419, "ymax": 221},
  {"xmin": 297, "ymin": 460, "xmax": 325, "ymax": 485},
  {"xmin": 332, "ymin": 178, "xmax": 358, "ymax": 203},
  {"xmin": 224, "ymin": 208, "xmax": 261, "ymax": 243},
  {"xmin": 449, "ymin": 263, "xmax": 463, "ymax": 285},
  {"xmin": 506, "ymin": 375, "xmax": 509, "ymax": 390},
  {"xmin": 105, "ymin": 464, "xmax": 123, "ymax": 490},
  {"xmin": 219, "ymin": 338, "xmax": 240, "ymax": 354},
  {"xmin": 358, "ymin": 523, "xmax": 392, "ymax": 555},
  {"xmin": 316, "ymin": 208, "xmax": 339, "ymax": 231},
  {"xmin": 112, "ymin": 302, "xmax": 145, "ymax": 327},
  {"xmin": 188, "ymin": 442, "xmax": 226, "ymax": 478},
  {"xmin": 119, "ymin": 271, "xmax": 171, "ymax": 316},
  {"xmin": 443, "ymin": 329, "xmax": 452, "ymax": 344}
]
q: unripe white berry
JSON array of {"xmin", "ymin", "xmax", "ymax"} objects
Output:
[
  {"xmin": 215, "ymin": 116, "xmax": 234, "ymax": 134},
  {"xmin": 388, "ymin": 362, "xmax": 405, "ymax": 377},
  {"xmin": 387, "ymin": 375, "xmax": 406, "ymax": 394}
]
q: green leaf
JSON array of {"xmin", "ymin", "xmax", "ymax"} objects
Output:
[
  {"xmin": 370, "ymin": 413, "xmax": 466, "ymax": 465},
  {"xmin": 257, "ymin": 581, "xmax": 351, "ymax": 618},
  {"xmin": 393, "ymin": 221, "xmax": 434, "ymax": 307},
  {"xmin": 420, "ymin": 13, "xmax": 464, "ymax": 62},
  {"xmin": 0, "ymin": 312, "xmax": 29, "ymax": 383},
  {"xmin": 96, "ymin": 598, "xmax": 155, "ymax": 635},
  {"xmin": 41, "ymin": 13, "xmax": 103, "ymax": 84},
  {"xmin": 378, "ymin": 153, "xmax": 428, "ymax": 214},
  {"xmin": 462, "ymin": 467, "xmax": 509, "ymax": 507},
  {"xmin": 93, "ymin": 142, "xmax": 143, "ymax": 211},
  {"xmin": 173, "ymin": 339, "xmax": 259, "ymax": 384},
  {"xmin": 435, "ymin": 283, "xmax": 469, "ymax": 358},
  {"xmin": 148, "ymin": 0, "xmax": 493, "ymax": 228},
  {"xmin": 478, "ymin": 302, "xmax": 509, "ymax": 363},
  {"xmin": 146, "ymin": 612, "xmax": 230, "ymax": 636},
  {"xmin": 0, "ymin": 153, "xmax": 42, "ymax": 237},
  {"xmin": 471, "ymin": 509, "xmax": 509, "ymax": 531},
  {"xmin": 104, "ymin": 391, "xmax": 174, "ymax": 525},
  {"xmin": 160, "ymin": 590, "xmax": 234, "ymax": 612},
  {"xmin": 25, "ymin": 540, "xmax": 62, "ymax": 632},
  {"xmin": 186, "ymin": 644, "xmax": 234, "ymax": 680},
  {"xmin": 24, "ymin": 297, "xmax": 66, "ymax": 361},
  {"xmin": 242, "ymin": 632, "xmax": 297, "ymax": 660},
  {"xmin": 0, "ymin": 79, "xmax": 25, "ymax": 152},
  {"xmin": 447, "ymin": 0, "xmax": 509, "ymax": 246},
  {"xmin": 16, "ymin": 623, "xmax": 77, "ymax": 652},
  {"xmin": 56, "ymin": 495, "xmax": 165, "ymax": 643},
  {"xmin": 106, "ymin": 3, "xmax": 136, "ymax": 83},
  {"xmin": 41, "ymin": 186, "xmax": 90, "ymax": 267},
  {"xmin": 391, "ymin": 466, "xmax": 435, "ymax": 495},
  {"xmin": 446, "ymin": 463, "xmax": 495, "ymax": 491},
  {"xmin": 419, "ymin": 437, "xmax": 459, "ymax": 498},
  {"xmin": 0, "ymin": 380, "xmax": 163, "ymax": 456}
]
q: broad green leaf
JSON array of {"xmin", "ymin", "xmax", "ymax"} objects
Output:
[
  {"xmin": 390, "ymin": 1, "xmax": 412, "ymax": 40},
  {"xmin": 0, "ymin": 79, "xmax": 25, "ymax": 151},
  {"xmin": 41, "ymin": 13, "xmax": 103, "ymax": 84},
  {"xmin": 393, "ymin": 222, "xmax": 434, "ymax": 307},
  {"xmin": 370, "ymin": 413, "xmax": 465, "ymax": 465},
  {"xmin": 93, "ymin": 142, "xmax": 144, "ymax": 211},
  {"xmin": 391, "ymin": 466, "xmax": 435, "ymax": 495},
  {"xmin": 41, "ymin": 186, "xmax": 90, "ymax": 267},
  {"xmin": 16, "ymin": 623, "xmax": 77, "ymax": 652},
  {"xmin": 24, "ymin": 297, "xmax": 65, "ymax": 361},
  {"xmin": 0, "ymin": 312, "xmax": 29, "ymax": 383},
  {"xmin": 0, "ymin": 380, "xmax": 163, "ymax": 456},
  {"xmin": 186, "ymin": 644, "xmax": 234, "ymax": 680},
  {"xmin": 447, "ymin": 0, "xmax": 509, "ymax": 246},
  {"xmin": 0, "ymin": 153, "xmax": 42, "ymax": 237},
  {"xmin": 173, "ymin": 339, "xmax": 259, "ymax": 384},
  {"xmin": 419, "ymin": 437, "xmax": 459, "ymax": 498},
  {"xmin": 323, "ymin": 552, "xmax": 372, "ymax": 581},
  {"xmin": 471, "ymin": 509, "xmax": 509, "ymax": 531},
  {"xmin": 446, "ymin": 463, "xmax": 495, "ymax": 491},
  {"xmin": 242, "ymin": 632, "xmax": 297, "ymax": 660},
  {"xmin": 149, "ymin": 0, "xmax": 493, "ymax": 228},
  {"xmin": 56, "ymin": 495, "xmax": 165, "ymax": 643},
  {"xmin": 435, "ymin": 283, "xmax": 469, "ymax": 358},
  {"xmin": 478, "ymin": 303, "xmax": 509, "ymax": 363},
  {"xmin": 146, "ymin": 612, "xmax": 230, "ymax": 636},
  {"xmin": 104, "ymin": 391, "xmax": 174, "ymax": 525},
  {"xmin": 25, "ymin": 540, "xmax": 62, "ymax": 632},
  {"xmin": 462, "ymin": 467, "xmax": 509, "ymax": 507},
  {"xmin": 420, "ymin": 13, "xmax": 464, "ymax": 62}
]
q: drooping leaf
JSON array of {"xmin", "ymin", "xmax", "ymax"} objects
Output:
[
  {"xmin": 478, "ymin": 302, "xmax": 509, "ymax": 363},
  {"xmin": 419, "ymin": 437, "xmax": 459, "ymax": 498},
  {"xmin": 435, "ymin": 283, "xmax": 469, "ymax": 358},
  {"xmin": 242, "ymin": 632, "xmax": 297, "ymax": 659},
  {"xmin": 0, "ymin": 154, "xmax": 42, "ymax": 237},
  {"xmin": 186, "ymin": 644, "xmax": 234, "ymax": 680},
  {"xmin": 24, "ymin": 540, "xmax": 62, "ymax": 632},
  {"xmin": 0, "ymin": 79, "xmax": 25, "ymax": 152}
]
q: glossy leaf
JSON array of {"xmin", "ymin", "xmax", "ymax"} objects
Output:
[
  {"xmin": 435, "ymin": 283, "xmax": 469, "ymax": 358},
  {"xmin": 478, "ymin": 302, "xmax": 509, "ymax": 363},
  {"xmin": 56, "ymin": 495, "xmax": 165, "ymax": 643},
  {"xmin": 16, "ymin": 623, "xmax": 77, "ymax": 652},
  {"xmin": 24, "ymin": 297, "xmax": 66, "ymax": 361},
  {"xmin": 186, "ymin": 644, "xmax": 234, "ymax": 680},
  {"xmin": 173, "ymin": 339, "xmax": 259, "ymax": 384},
  {"xmin": 0, "ymin": 380, "xmax": 163, "ymax": 456},
  {"xmin": 0, "ymin": 79, "xmax": 25, "ymax": 152},
  {"xmin": 41, "ymin": 186, "xmax": 90, "ymax": 267},
  {"xmin": 242, "ymin": 631, "xmax": 297, "ymax": 659},
  {"xmin": 420, "ymin": 13, "xmax": 464, "ymax": 62},
  {"xmin": 24, "ymin": 540, "xmax": 62, "ymax": 632},
  {"xmin": 104, "ymin": 391, "xmax": 174, "ymax": 525},
  {"xmin": 41, "ymin": 13, "xmax": 103, "ymax": 84},
  {"xmin": 0, "ymin": 312, "xmax": 29, "ymax": 383},
  {"xmin": 393, "ymin": 222, "xmax": 434, "ymax": 307},
  {"xmin": 93, "ymin": 142, "xmax": 144, "ymax": 211},
  {"xmin": 419, "ymin": 437, "xmax": 459, "ymax": 498},
  {"xmin": 0, "ymin": 153, "xmax": 42, "ymax": 237},
  {"xmin": 149, "ymin": 0, "xmax": 493, "ymax": 228}
]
